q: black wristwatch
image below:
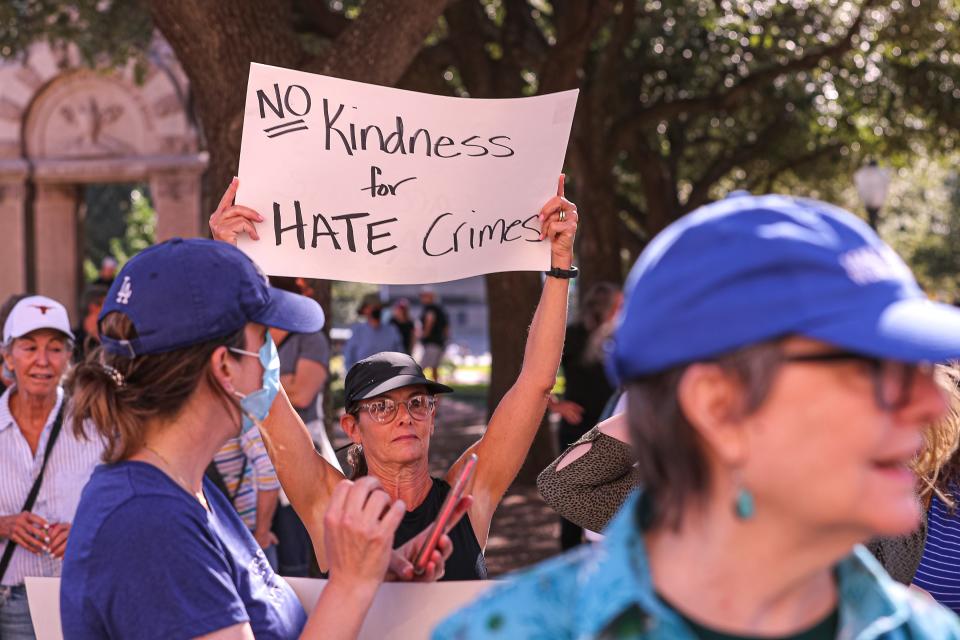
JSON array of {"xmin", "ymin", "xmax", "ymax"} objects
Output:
[{"xmin": 545, "ymin": 265, "xmax": 579, "ymax": 279}]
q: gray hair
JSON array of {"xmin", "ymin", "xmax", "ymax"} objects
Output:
[{"xmin": 627, "ymin": 339, "xmax": 783, "ymax": 531}]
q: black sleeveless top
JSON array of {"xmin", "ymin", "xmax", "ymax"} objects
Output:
[{"xmin": 393, "ymin": 477, "xmax": 488, "ymax": 581}]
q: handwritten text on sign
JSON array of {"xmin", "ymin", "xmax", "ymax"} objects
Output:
[{"xmin": 236, "ymin": 63, "xmax": 578, "ymax": 284}]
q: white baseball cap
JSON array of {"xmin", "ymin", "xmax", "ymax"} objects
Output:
[{"xmin": 3, "ymin": 295, "xmax": 75, "ymax": 344}]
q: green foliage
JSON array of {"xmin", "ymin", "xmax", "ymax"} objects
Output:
[
  {"xmin": 82, "ymin": 184, "xmax": 156, "ymax": 282},
  {"xmin": 0, "ymin": 0, "xmax": 152, "ymax": 76},
  {"xmin": 880, "ymin": 155, "xmax": 960, "ymax": 299}
]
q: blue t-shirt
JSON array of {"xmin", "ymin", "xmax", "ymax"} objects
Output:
[{"xmin": 61, "ymin": 461, "xmax": 307, "ymax": 639}]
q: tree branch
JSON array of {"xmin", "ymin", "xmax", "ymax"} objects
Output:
[
  {"xmin": 303, "ymin": 0, "xmax": 450, "ymax": 86},
  {"xmin": 624, "ymin": 0, "xmax": 879, "ymax": 131}
]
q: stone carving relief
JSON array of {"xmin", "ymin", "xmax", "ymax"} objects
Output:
[{"xmin": 25, "ymin": 72, "xmax": 151, "ymax": 159}]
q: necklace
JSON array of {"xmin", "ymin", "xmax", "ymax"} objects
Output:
[{"xmin": 143, "ymin": 444, "xmax": 208, "ymax": 509}]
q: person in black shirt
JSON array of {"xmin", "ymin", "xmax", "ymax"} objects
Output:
[
  {"xmin": 548, "ymin": 281, "xmax": 622, "ymax": 549},
  {"xmin": 418, "ymin": 287, "xmax": 449, "ymax": 381},
  {"xmin": 390, "ymin": 298, "xmax": 416, "ymax": 355}
]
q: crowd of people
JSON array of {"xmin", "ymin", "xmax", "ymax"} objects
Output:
[{"xmin": 4, "ymin": 175, "xmax": 960, "ymax": 639}]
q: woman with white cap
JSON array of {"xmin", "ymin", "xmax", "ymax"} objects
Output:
[{"xmin": 0, "ymin": 296, "xmax": 102, "ymax": 640}]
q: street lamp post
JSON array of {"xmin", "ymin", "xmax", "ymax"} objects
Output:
[{"xmin": 854, "ymin": 159, "xmax": 891, "ymax": 230}]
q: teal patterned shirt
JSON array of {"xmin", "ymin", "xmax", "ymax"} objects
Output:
[{"xmin": 433, "ymin": 492, "xmax": 960, "ymax": 640}]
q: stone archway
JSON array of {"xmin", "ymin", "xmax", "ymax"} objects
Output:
[{"xmin": 0, "ymin": 39, "xmax": 208, "ymax": 315}]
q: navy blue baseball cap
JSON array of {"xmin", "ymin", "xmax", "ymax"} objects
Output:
[
  {"xmin": 99, "ymin": 238, "xmax": 324, "ymax": 356},
  {"xmin": 611, "ymin": 193, "xmax": 960, "ymax": 381}
]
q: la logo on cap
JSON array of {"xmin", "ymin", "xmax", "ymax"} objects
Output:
[{"xmin": 116, "ymin": 276, "xmax": 133, "ymax": 305}]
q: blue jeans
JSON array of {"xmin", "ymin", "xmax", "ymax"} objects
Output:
[{"xmin": 0, "ymin": 585, "xmax": 36, "ymax": 640}]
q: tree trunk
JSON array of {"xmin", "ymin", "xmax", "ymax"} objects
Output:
[{"xmin": 568, "ymin": 138, "xmax": 626, "ymax": 296}]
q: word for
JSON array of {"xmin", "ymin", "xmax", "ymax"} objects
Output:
[
  {"xmin": 360, "ymin": 166, "xmax": 417, "ymax": 198},
  {"xmin": 422, "ymin": 211, "xmax": 541, "ymax": 256}
]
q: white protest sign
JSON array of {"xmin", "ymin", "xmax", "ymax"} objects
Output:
[
  {"xmin": 285, "ymin": 577, "xmax": 495, "ymax": 639},
  {"xmin": 26, "ymin": 576, "xmax": 495, "ymax": 640},
  {"xmin": 237, "ymin": 63, "xmax": 578, "ymax": 284}
]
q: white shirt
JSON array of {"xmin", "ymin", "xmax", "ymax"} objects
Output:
[{"xmin": 0, "ymin": 386, "xmax": 103, "ymax": 585}]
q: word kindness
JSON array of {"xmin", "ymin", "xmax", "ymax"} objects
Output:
[
  {"xmin": 258, "ymin": 84, "xmax": 515, "ymax": 159},
  {"xmin": 273, "ymin": 200, "xmax": 541, "ymax": 257}
]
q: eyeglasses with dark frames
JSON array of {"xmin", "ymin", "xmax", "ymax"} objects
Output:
[
  {"xmin": 353, "ymin": 394, "xmax": 438, "ymax": 424},
  {"xmin": 782, "ymin": 351, "xmax": 934, "ymax": 412}
]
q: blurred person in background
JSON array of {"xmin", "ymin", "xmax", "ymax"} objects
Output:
[
  {"xmin": 92, "ymin": 256, "xmax": 117, "ymax": 287},
  {"xmin": 72, "ymin": 286, "xmax": 108, "ymax": 363},
  {"xmin": 390, "ymin": 298, "xmax": 415, "ymax": 355},
  {"xmin": 547, "ymin": 281, "xmax": 621, "ymax": 549},
  {"xmin": 418, "ymin": 287, "xmax": 449, "ymax": 382},
  {"xmin": 343, "ymin": 293, "xmax": 403, "ymax": 370},
  {"xmin": 208, "ymin": 429, "xmax": 281, "ymax": 569}
]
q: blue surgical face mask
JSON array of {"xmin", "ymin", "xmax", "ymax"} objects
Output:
[{"xmin": 228, "ymin": 332, "xmax": 281, "ymax": 434}]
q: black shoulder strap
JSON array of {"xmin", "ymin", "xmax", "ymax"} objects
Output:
[
  {"xmin": 0, "ymin": 403, "xmax": 67, "ymax": 583},
  {"xmin": 204, "ymin": 455, "xmax": 249, "ymax": 506}
]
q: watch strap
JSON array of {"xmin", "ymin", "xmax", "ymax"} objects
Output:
[{"xmin": 545, "ymin": 265, "xmax": 579, "ymax": 279}]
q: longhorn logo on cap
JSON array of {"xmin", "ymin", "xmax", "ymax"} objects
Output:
[{"xmin": 29, "ymin": 304, "xmax": 53, "ymax": 315}]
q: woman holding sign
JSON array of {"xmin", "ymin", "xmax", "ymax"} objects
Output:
[
  {"xmin": 61, "ymin": 239, "xmax": 462, "ymax": 639},
  {"xmin": 211, "ymin": 175, "xmax": 578, "ymax": 580}
]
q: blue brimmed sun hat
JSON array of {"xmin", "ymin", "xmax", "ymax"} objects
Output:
[{"xmin": 611, "ymin": 193, "xmax": 960, "ymax": 381}]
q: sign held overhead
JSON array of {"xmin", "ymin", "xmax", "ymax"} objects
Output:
[{"xmin": 237, "ymin": 63, "xmax": 578, "ymax": 284}]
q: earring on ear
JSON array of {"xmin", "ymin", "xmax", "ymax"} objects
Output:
[
  {"xmin": 733, "ymin": 471, "xmax": 755, "ymax": 520},
  {"xmin": 347, "ymin": 443, "xmax": 363, "ymax": 468}
]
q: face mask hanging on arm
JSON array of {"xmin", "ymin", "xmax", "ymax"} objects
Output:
[{"xmin": 228, "ymin": 332, "xmax": 281, "ymax": 434}]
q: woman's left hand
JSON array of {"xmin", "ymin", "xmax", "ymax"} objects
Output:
[
  {"xmin": 386, "ymin": 495, "xmax": 471, "ymax": 582},
  {"xmin": 539, "ymin": 174, "xmax": 579, "ymax": 269}
]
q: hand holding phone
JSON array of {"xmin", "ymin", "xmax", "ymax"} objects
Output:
[{"xmin": 413, "ymin": 453, "xmax": 478, "ymax": 575}]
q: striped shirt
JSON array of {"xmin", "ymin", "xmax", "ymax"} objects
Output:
[
  {"xmin": 212, "ymin": 427, "xmax": 280, "ymax": 531},
  {"xmin": 0, "ymin": 386, "xmax": 103, "ymax": 586},
  {"xmin": 913, "ymin": 492, "xmax": 960, "ymax": 612}
]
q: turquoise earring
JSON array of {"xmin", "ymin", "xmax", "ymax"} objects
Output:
[{"xmin": 734, "ymin": 487, "xmax": 755, "ymax": 520}]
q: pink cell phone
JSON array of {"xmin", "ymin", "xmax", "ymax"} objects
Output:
[{"xmin": 413, "ymin": 453, "xmax": 478, "ymax": 575}]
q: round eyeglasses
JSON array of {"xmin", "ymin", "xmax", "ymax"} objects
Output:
[{"xmin": 353, "ymin": 394, "xmax": 438, "ymax": 423}]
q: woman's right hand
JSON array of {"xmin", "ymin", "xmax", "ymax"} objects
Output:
[
  {"xmin": 0, "ymin": 512, "xmax": 50, "ymax": 555},
  {"xmin": 322, "ymin": 477, "xmax": 406, "ymax": 595},
  {"xmin": 209, "ymin": 177, "xmax": 264, "ymax": 245}
]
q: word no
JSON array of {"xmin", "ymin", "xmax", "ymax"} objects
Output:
[{"xmin": 257, "ymin": 84, "xmax": 311, "ymax": 138}]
